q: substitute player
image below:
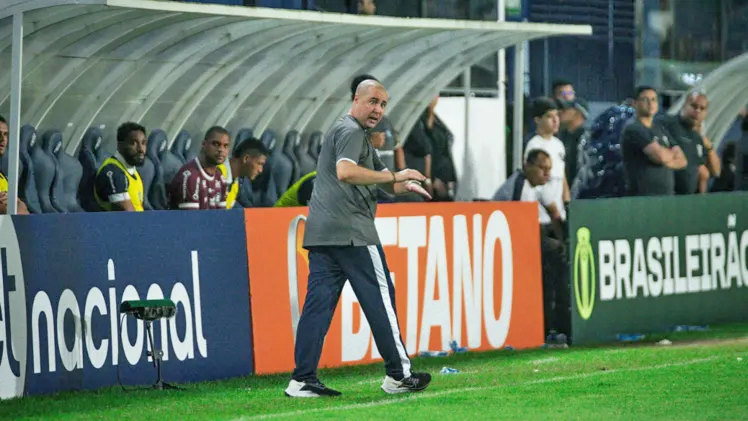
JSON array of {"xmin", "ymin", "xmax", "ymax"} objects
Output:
[
  {"xmin": 94, "ymin": 122, "xmax": 147, "ymax": 212},
  {"xmin": 218, "ymin": 137, "xmax": 269, "ymax": 209},
  {"xmin": 170, "ymin": 126, "xmax": 229, "ymax": 210},
  {"xmin": 285, "ymin": 79, "xmax": 432, "ymax": 398}
]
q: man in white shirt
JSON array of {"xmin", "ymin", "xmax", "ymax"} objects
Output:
[{"xmin": 524, "ymin": 97, "xmax": 570, "ymax": 237}]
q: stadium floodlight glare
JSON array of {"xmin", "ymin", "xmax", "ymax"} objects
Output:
[{"xmin": 119, "ymin": 299, "xmax": 180, "ymax": 390}]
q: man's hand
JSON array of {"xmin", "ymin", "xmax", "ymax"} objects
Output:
[
  {"xmin": 394, "ymin": 169, "xmax": 426, "ymax": 183},
  {"xmin": 0, "ymin": 192, "xmax": 7, "ymax": 214},
  {"xmin": 404, "ymin": 181, "xmax": 432, "ymax": 200}
]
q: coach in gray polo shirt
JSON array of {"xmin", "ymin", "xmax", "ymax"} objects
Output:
[{"xmin": 285, "ymin": 80, "xmax": 432, "ymax": 398}]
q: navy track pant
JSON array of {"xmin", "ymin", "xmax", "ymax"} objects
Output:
[{"xmin": 291, "ymin": 245, "xmax": 411, "ymax": 382}]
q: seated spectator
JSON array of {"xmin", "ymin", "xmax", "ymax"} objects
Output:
[
  {"xmin": 621, "ymin": 86, "xmax": 687, "ymax": 196},
  {"xmin": 492, "ymin": 149, "xmax": 551, "ymax": 203},
  {"xmin": 218, "ymin": 137, "xmax": 269, "ymax": 210},
  {"xmin": 170, "ymin": 126, "xmax": 229, "ymax": 210},
  {"xmin": 275, "ymin": 171, "xmax": 316, "ymax": 207},
  {"xmin": 492, "ymin": 148, "xmax": 567, "ymax": 343},
  {"xmin": 0, "ymin": 115, "xmax": 29, "ymax": 214},
  {"xmin": 524, "ymin": 97, "xmax": 568, "ymax": 238},
  {"xmin": 94, "ymin": 122, "xmax": 147, "ymax": 212}
]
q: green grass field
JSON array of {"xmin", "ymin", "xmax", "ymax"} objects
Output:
[{"xmin": 2, "ymin": 324, "xmax": 747, "ymax": 421}]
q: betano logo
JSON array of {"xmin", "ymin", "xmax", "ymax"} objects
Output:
[
  {"xmin": 286, "ymin": 214, "xmax": 307, "ymax": 340},
  {"xmin": 286, "ymin": 212, "xmax": 515, "ymax": 356},
  {"xmin": 0, "ymin": 217, "xmax": 209, "ymax": 400},
  {"xmin": 0, "ymin": 218, "xmax": 28, "ymax": 400},
  {"xmin": 573, "ymin": 227, "xmax": 596, "ymax": 320},
  {"xmin": 247, "ymin": 203, "xmax": 545, "ymax": 375}
]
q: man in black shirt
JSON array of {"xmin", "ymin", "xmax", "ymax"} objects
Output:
[
  {"xmin": 557, "ymin": 98, "xmax": 589, "ymax": 185},
  {"xmin": 657, "ymin": 91, "xmax": 720, "ymax": 194},
  {"xmin": 621, "ymin": 86, "xmax": 687, "ymax": 196}
]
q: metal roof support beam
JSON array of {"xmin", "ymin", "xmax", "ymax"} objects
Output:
[
  {"xmin": 461, "ymin": 68, "xmax": 472, "ymax": 200},
  {"xmin": 7, "ymin": 12, "xmax": 23, "ymax": 215},
  {"xmin": 513, "ymin": 41, "xmax": 525, "ymax": 172}
]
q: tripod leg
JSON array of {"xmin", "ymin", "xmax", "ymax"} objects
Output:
[{"xmin": 145, "ymin": 319, "xmax": 182, "ymax": 391}]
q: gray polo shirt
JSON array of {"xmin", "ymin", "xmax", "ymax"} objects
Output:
[{"xmin": 303, "ymin": 115, "xmax": 387, "ymax": 248}]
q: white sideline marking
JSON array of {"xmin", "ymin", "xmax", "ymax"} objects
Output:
[
  {"xmin": 532, "ymin": 357, "xmax": 559, "ymax": 365},
  {"xmin": 234, "ymin": 357, "xmax": 719, "ymax": 421}
]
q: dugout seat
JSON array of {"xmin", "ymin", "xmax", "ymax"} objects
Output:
[
  {"xmin": 56, "ymin": 145, "xmax": 84, "ymax": 212},
  {"xmin": 146, "ymin": 130, "xmax": 169, "ymax": 210},
  {"xmin": 31, "ymin": 129, "xmax": 59, "ymax": 213},
  {"xmin": 282, "ymin": 131, "xmax": 301, "ymax": 185},
  {"xmin": 156, "ymin": 132, "xmax": 184, "ymax": 187},
  {"xmin": 260, "ymin": 129, "xmax": 292, "ymax": 200},
  {"xmin": 41, "ymin": 130, "xmax": 67, "ymax": 212},
  {"xmin": 78, "ymin": 126, "xmax": 104, "ymax": 212},
  {"xmin": 295, "ymin": 132, "xmax": 317, "ymax": 176},
  {"xmin": 171, "ymin": 130, "xmax": 196, "ymax": 164},
  {"xmin": 16, "ymin": 125, "xmax": 42, "ymax": 214},
  {"xmin": 233, "ymin": 128, "xmax": 255, "ymax": 154},
  {"xmin": 308, "ymin": 131, "xmax": 322, "ymax": 162}
]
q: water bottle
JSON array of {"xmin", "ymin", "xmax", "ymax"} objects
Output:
[
  {"xmin": 448, "ymin": 340, "xmax": 469, "ymax": 353},
  {"xmin": 440, "ymin": 367, "xmax": 460, "ymax": 374},
  {"xmin": 419, "ymin": 351, "xmax": 449, "ymax": 357},
  {"xmin": 616, "ymin": 333, "xmax": 645, "ymax": 342}
]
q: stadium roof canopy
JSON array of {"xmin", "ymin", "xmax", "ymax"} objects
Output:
[
  {"xmin": 668, "ymin": 52, "xmax": 748, "ymax": 148},
  {"xmin": 1, "ymin": 0, "xmax": 591, "ymax": 156}
]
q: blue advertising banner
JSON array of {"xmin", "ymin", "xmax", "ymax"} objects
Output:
[{"xmin": 0, "ymin": 211, "xmax": 253, "ymax": 399}]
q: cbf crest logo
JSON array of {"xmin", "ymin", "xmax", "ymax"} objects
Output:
[
  {"xmin": 573, "ymin": 227, "xmax": 595, "ymax": 320},
  {"xmin": 0, "ymin": 217, "xmax": 28, "ymax": 400}
]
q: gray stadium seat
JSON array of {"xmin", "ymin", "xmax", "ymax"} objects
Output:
[
  {"xmin": 41, "ymin": 130, "xmax": 66, "ymax": 212},
  {"xmin": 259, "ymin": 130, "xmax": 276, "ymax": 153},
  {"xmin": 233, "ymin": 128, "xmax": 255, "ymax": 154},
  {"xmin": 158, "ymin": 137, "xmax": 184, "ymax": 187},
  {"xmin": 53, "ymin": 141, "xmax": 84, "ymax": 213},
  {"xmin": 283, "ymin": 131, "xmax": 301, "ymax": 184},
  {"xmin": 138, "ymin": 156, "xmax": 155, "ymax": 211},
  {"xmin": 308, "ymin": 131, "xmax": 322, "ymax": 162},
  {"xmin": 260, "ymin": 129, "xmax": 292, "ymax": 199},
  {"xmin": 18, "ymin": 125, "xmax": 42, "ymax": 214},
  {"xmin": 78, "ymin": 126, "xmax": 103, "ymax": 212},
  {"xmin": 171, "ymin": 129, "xmax": 196, "ymax": 164},
  {"xmin": 296, "ymin": 132, "xmax": 317, "ymax": 176},
  {"xmin": 31, "ymin": 129, "xmax": 59, "ymax": 213},
  {"xmin": 146, "ymin": 130, "xmax": 169, "ymax": 210}
]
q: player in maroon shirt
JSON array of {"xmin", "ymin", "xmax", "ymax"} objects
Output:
[{"xmin": 170, "ymin": 126, "xmax": 230, "ymax": 210}]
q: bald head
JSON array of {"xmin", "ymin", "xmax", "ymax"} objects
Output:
[
  {"xmin": 350, "ymin": 79, "xmax": 388, "ymax": 129},
  {"xmin": 355, "ymin": 79, "xmax": 385, "ymax": 98},
  {"xmin": 682, "ymin": 91, "xmax": 709, "ymax": 128}
]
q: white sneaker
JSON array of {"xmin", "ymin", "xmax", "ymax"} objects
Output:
[
  {"xmin": 284, "ymin": 379, "xmax": 342, "ymax": 398},
  {"xmin": 381, "ymin": 372, "xmax": 432, "ymax": 394}
]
